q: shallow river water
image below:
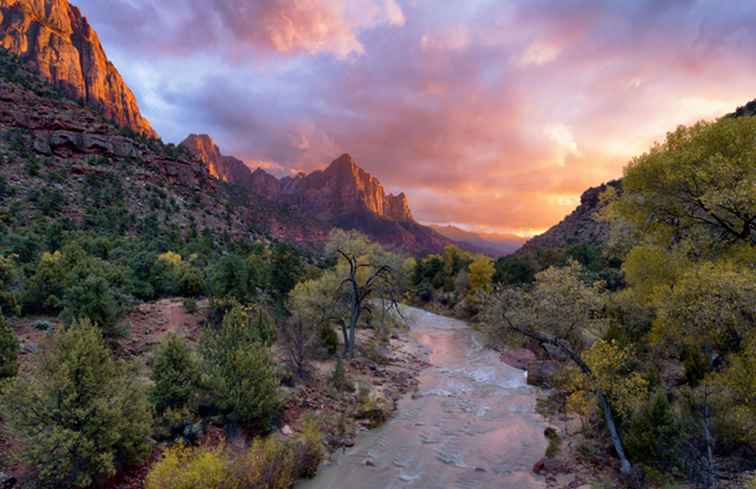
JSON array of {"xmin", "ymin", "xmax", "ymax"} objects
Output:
[{"xmin": 299, "ymin": 307, "xmax": 548, "ymax": 489}]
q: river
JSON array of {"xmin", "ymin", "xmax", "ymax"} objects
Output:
[{"xmin": 299, "ymin": 306, "xmax": 548, "ymax": 489}]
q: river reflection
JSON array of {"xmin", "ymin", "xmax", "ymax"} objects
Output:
[{"xmin": 298, "ymin": 307, "xmax": 547, "ymax": 489}]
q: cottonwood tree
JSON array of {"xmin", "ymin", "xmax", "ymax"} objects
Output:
[
  {"xmin": 326, "ymin": 229, "xmax": 402, "ymax": 358},
  {"xmin": 484, "ymin": 262, "xmax": 634, "ymax": 475},
  {"xmin": 613, "ymin": 117, "xmax": 756, "ymax": 254}
]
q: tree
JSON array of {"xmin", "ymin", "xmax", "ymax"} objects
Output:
[
  {"xmin": 288, "ymin": 271, "xmax": 346, "ymax": 356},
  {"xmin": 270, "ymin": 242, "xmax": 304, "ymax": 299},
  {"xmin": 0, "ymin": 320, "xmax": 152, "ymax": 488},
  {"xmin": 278, "ymin": 314, "xmax": 318, "ymax": 380},
  {"xmin": 0, "ymin": 255, "xmax": 21, "ymax": 315},
  {"xmin": 650, "ymin": 260, "xmax": 755, "ymax": 359},
  {"xmin": 484, "ymin": 262, "xmax": 634, "ymax": 475},
  {"xmin": 201, "ymin": 305, "xmax": 279, "ymax": 430},
  {"xmin": 493, "ymin": 255, "xmax": 535, "ymax": 286},
  {"xmin": 61, "ymin": 272, "xmax": 123, "ymax": 338},
  {"xmin": 0, "ymin": 310, "xmax": 19, "ymax": 379},
  {"xmin": 23, "ymin": 250, "xmax": 67, "ymax": 311},
  {"xmin": 614, "ymin": 117, "xmax": 756, "ymax": 254},
  {"xmin": 467, "ymin": 256, "xmax": 495, "ymax": 297},
  {"xmin": 326, "ymin": 229, "xmax": 400, "ymax": 358},
  {"xmin": 151, "ymin": 334, "xmax": 201, "ymax": 414}
]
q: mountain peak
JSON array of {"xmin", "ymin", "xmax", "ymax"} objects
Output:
[
  {"xmin": 0, "ymin": 0, "xmax": 157, "ymax": 138},
  {"xmin": 181, "ymin": 134, "xmax": 221, "ymax": 164},
  {"xmin": 324, "ymin": 153, "xmax": 361, "ymax": 178}
]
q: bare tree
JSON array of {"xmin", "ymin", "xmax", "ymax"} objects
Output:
[
  {"xmin": 278, "ymin": 314, "xmax": 319, "ymax": 380},
  {"xmin": 335, "ymin": 248, "xmax": 398, "ymax": 358}
]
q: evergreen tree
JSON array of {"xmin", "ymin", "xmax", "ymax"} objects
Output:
[
  {"xmin": 0, "ymin": 320, "xmax": 153, "ymax": 488},
  {"xmin": 0, "ymin": 310, "xmax": 19, "ymax": 379}
]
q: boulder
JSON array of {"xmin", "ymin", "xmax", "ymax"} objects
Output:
[{"xmin": 526, "ymin": 360, "xmax": 560, "ymax": 387}]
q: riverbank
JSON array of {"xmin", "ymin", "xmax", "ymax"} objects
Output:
[{"xmin": 299, "ymin": 306, "xmax": 549, "ymax": 489}]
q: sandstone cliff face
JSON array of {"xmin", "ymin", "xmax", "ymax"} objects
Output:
[
  {"xmin": 519, "ymin": 180, "xmax": 622, "ymax": 253},
  {"xmin": 180, "ymin": 134, "xmax": 450, "ymax": 252},
  {"xmin": 180, "ymin": 134, "xmax": 254, "ymax": 186},
  {"xmin": 0, "ymin": 0, "xmax": 156, "ymax": 138},
  {"xmin": 287, "ymin": 154, "xmax": 414, "ymax": 221},
  {"xmin": 181, "ymin": 135, "xmax": 415, "ymax": 222}
]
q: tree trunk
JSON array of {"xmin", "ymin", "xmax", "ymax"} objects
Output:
[
  {"xmin": 503, "ymin": 316, "xmax": 633, "ymax": 475},
  {"xmin": 701, "ymin": 385, "xmax": 717, "ymax": 489},
  {"xmin": 340, "ymin": 321, "xmax": 349, "ymax": 356},
  {"xmin": 598, "ymin": 390, "xmax": 632, "ymax": 475},
  {"xmin": 348, "ymin": 303, "xmax": 359, "ymax": 358}
]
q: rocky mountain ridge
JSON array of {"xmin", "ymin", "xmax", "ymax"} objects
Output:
[
  {"xmin": 0, "ymin": 0, "xmax": 156, "ymax": 138},
  {"xmin": 178, "ymin": 134, "xmax": 450, "ymax": 253},
  {"xmin": 181, "ymin": 134, "xmax": 414, "ymax": 222},
  {"xmin": 518, "ymin": 180, "xmax": 622, "ymax": 254}
]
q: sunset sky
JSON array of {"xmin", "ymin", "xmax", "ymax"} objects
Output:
[{"xmin": 76, "ymin": 0, "xmax": 756, "ymax": 237}]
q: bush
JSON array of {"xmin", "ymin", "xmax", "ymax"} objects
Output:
[
  {"xmin": 145, "ymin": 444, "xmax": 230, "ymax": 489},
  {"xmin": 0, "ymin": 311, "xmax": 19, "ymax": 378},
  {"xmin": 319, "ymin": 324, "xmax": 339, "ymax": 356},
  {"xmin": 294, "ymin": 414, "xmax": 324, "ymax": 478},
  {"xmin": 0, "ymin": 320, "xmax": 153, "ymax": 488},
  {"xmin": 178, "ymin": 266, "xmax": 203, "ymax": 297},
  {"xmin": 182, "ymin": 297, "xmax": 198, "ymax": 314},
  {"xmin": 202, "ymin": 305, "xmax": 280, "ymax": 430},
  {"xmin": 61, "ymin": 272, "xmax": 123, "ymax": 338},
  {"xmin": 330, "ymin": 357, "xmax": 353, "ymax": 392},
  {"xmin": 624, "ymin": 391, "xmax": 682, "ymax": 469},
  {"xmin": 151, "ymin": 334, "xmax": 200, "ymax": 414},
  {"xmin": 233, "ymin": 436, "xmax": 296, "ymax": 489}
]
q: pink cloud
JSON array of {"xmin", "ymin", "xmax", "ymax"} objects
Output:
[{"xmin": 76, "ymin": 0, "xmax": 756, "ymax": 236}]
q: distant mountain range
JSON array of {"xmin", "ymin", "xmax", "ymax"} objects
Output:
[
  {"xmin": 429, "ymin": 225, "xmax": 526, "ymax": 256},
  {"xmin": 179, "ymin": 134, "xmax": 454, "ymax": 253}
]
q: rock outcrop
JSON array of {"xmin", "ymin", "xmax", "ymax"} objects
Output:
[
  {"xmin": 0, "ymin": 0, "xmax": 156, "ymax": 138},
  {"xmin": 519, "ymin": 180, "xmax": 622, "ymax": 253},
  {"xmin": 278, "ymin": 153, "xmax": 414, "ymax": 221},
  {"xmin": 180, "ymin": 134, "xmax": 254, "ymax": 185}
]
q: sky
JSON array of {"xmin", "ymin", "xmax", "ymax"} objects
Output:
[{"xmin": 75, "ymin": 0, "xmax": 756, "ymax": 237}]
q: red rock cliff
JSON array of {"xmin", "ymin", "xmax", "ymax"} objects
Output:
[{"xmin": 0, "ymin": 0, "xmax": 157, "ymax": 138}]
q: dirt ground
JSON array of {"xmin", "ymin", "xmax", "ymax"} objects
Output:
[{"xmin": 3, "ymin": 298, "xmax": 429, "ymax": 489}]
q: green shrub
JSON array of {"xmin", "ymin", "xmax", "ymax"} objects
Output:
[
  {"xmin": 151, "ymin": 334, "xmax": 200, "ymax": 414},
  {"xmin": 320, "ymin": 324, "xmax": 339, "ymax": 356},
  {"xmin": 0, "ymin": 320, "xmax": 153, "ymax": 488},
  {"xmin": 202, "ymin": 305, "xmax": 280, "ymax": 430},
  {"xmin": 0, "ymin": 311, "xmax": 19, "ymax": 379},
  {"xmin": 330, "ymin": 357, "xmax": 353, "ymax": 393},
  {"xmin": 182, "ymin": 297, "xmax": 198, "ymax": 314},
  {"xmin": 178, "ymin": 266, "xmax": 203, "ymax": 297},
  {"xmin": 61, "ymin": 273, "xmax": 123, "ymax": 338},
  {"xmin": 544, "ymin": 427, "xmax": 561, "ymax": 458},
  {"xmin": 624, "ymin": 390, "xmax": 682, "ymax": 469}
]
